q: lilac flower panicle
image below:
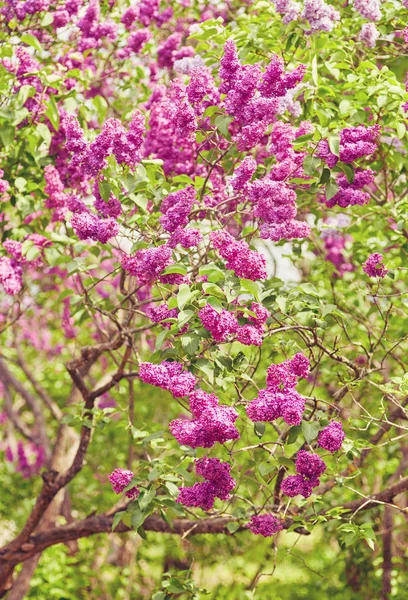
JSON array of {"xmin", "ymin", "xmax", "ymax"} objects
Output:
[
  {"xmin": 354, "ymin": 0, "xmax": 381, "ymax": 22},
  {"xmin": 177, "ymin": 458, "xmax": 235, "ymax": 510},
  {"xmin": 122, "ymin": 245, "xmax": 173, "ymax": 283},
  {"xmin": 139, "ymin": 361, "xmax": 196, "ymax": 398},
  {"xmin": 108, "ymin": 468, "xmax": 140, "ymax": 499},
  {"xmin": 359, "ymin": 23, "xmax": 380, "ymax": 48},
  {"xmin": 248, "ymin": 514, "xmax": 283, "ymax": 537},
  {"xmin": 363, "ymin": 253, "xmax": 388, "ymax": 278},
  {"xmin": 295, "ymin": 450, "xmax": 326, "ymax": 479},
  {"xmin": 318, "ymin": 421, "xmax": 345, "ymax": 453}
]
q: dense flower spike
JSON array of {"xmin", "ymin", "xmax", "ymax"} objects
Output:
[
  {"xmin": 160, "ymin": 186, "xmax": 196, "ymax": 233},
  {"xmin": 210, "ymin": 230, "xmax": 267, "ymax": 281},
  {"xmin": 281, "ymin": 451, "xmax": 326, "ymax": 498},
  {"xmin": 325, "ymin": 169, "xmax": 375, "ymax": 209},
  {"xmin": 108, "ymin": 468, "xmax": 140, "ymax": 500},
  {"xmin": 248, "ymin": 514, "xmax": 283, "ymax": 537},
  {"xmin": 318, "ymin": 421, "xmax": 345, "ymax": 453},
  {"xmin": 170, "ymin": 389, "xmax": 239, "ymax": 448},
  {"xmin": 121, "ymin": 245, "xmax": 173, "ymax": 283},
  {"xmin": 177, "ymin": 458, "xmax": 236, "ymax": 510},
  {"xmin": 317, "ymin": 126, "xmax": 380, "ymax": 167},
  {"xmin": 363, "ymin": 253, "xmax": 388, "ymax": 278},
  {"xmin": 247, "ymin": 354, "xmax": 309, "ymax": 426},
  {"xmin": 359, "ymin": 23, "xmax": 380, "ymax": 49},
  {"xmin": 139, "ymin": 361, "xmax": 196, "ymax": 397}
]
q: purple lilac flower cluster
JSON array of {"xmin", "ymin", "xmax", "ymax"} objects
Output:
[
  {"xmin": 248, "ymin": 177, "xmax": 311, "ymax": 242},
  {"xmin": 302, "ymin": 0, "xmax": 340, "ymax": 33},
  {"xmin": 139, "ymin": 361, "xmax": 197, "ymax": 398},
  {"xmin": 108, "ymin": 468, "xmax": 140, "ymax": 500},
  {"xmin": 145, "ymin": 303, "xmax": 178, "ymax": 329},
  {"xmin": 121, "ymin": 245, "xmax": 173, "ymax": 284},
  {"xmin": 317, "ymin": 125, "xmax": 380, "ymax": 167},
  {"xmin": 219, "ymin": 40, "xmax": 306, "ymax": 150},
  {"xmin": 281, "ymin": 450, "xmax": 326, "ymax": 498},
  {"xmin": 325, "ymin": 169, "xmax": 375, "ymax": 209},
  {"xmin": 318, "ymin": 421, "xmax": 345, "ymax": 453},
  {"xmin": 354, "ymin": 0, "xmax": 381, "ymax": 22},
  {"xmin": 160, "ymin": 186, "xmax": 196, "ymax": 233},
  {"xmin": 363, "ymin": 253, "xmax": 388, "ymax": 278},
  {"xmin": 359, "ymin": 23, "xmax": 380, "ymax": 48},
  {"xmin": 198, "ymin": 302, "xmax": 269, "ymax": 347},
  {"xmin": 177, "ymin": 457, "xmax": 236, "ymax": 511},
  {"xmin": 170, "ymin": 389, "xmax": 239, "ymax": 448},
  {"xmin": 210, "ymin": 230, "xmax": 267, "ymax": 281},
  {"xmin": 248, "ymin": 514, "xmax": 283, "ymax": 537},
  {"xmin": 321, "ymin": 230, "xmax": 353, "ymax": 276},
  {"xmin": 63, "ymin": 111, "xmax": 144, "ymax": 177},
  {"xmin": 246, "ymin": 353, "xmax": 309, "ymax": 426},
  {"xmin": 5, "ymin": 442, "xmax": 45, "ymax": 478}
]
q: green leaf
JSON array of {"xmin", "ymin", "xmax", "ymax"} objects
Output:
[
  {"xmin": 155, "ymin": 329, "xmax": 170, "ymax": 351},
  {"xmin": 21, "ymin": 33, "xmax": 43, "ymax": 53},
  {"xmin": 0, "ymin": 124, "xmax": 15, "ymax": 149},
  {"xmin": 226, "ymin": 521, "xmax": 240, "ymax": 533},
  {"xmin": 214, "ymin": 115, "xmax": 233, "ymax": 136},
  {"xmin": 131, "ymin": 509, "xmax": 146, "ymax": 531},
  {"xmin": 239, "ymin": 278, "xmax": 262, "ymax": 302},
  {"xmin": 112, "ymin": 511, "xmax": 125, "ymax": 531},
  {"xmin": 177, "ymin": 284, "xmax": 193, "ymax": 310},
  {"xmin": 181, "ymin": 334, "xmax": 200, "ymax": 355},
  {"xmin": 98, "ymin": 180, "xmax": 111, "ymax": 202},
  {"xmin": 254, "ymin": 422, "xmax": 265, "ymax": 439},
  {"xmin": 177, "ymin": 309, "xmax": 194, "ymax": 328},
  {"xmin": 325, "ymin": 181, "xmax": 339, "ymax": 201},
  {"xmin": 328, "ymin": 133, "xmax": 340, "ymax": 157},
  {"xmin": 45, "ymin": 95, "xmax": 60, "ymax": 131},
  {"xmin": 302, "ymin": 421, "xmax": 320, "ymax": 444},
  {"xmin": 139, "ymin": 487, "xmax": 156, "ymax": 510}
]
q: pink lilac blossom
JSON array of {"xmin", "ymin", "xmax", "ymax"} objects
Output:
[
  {"xmin": 363, "ymin": 253, "xmax": 388, "ymax": 278},
  {"xmin": 0, "ymin": 169, "xmax": 10, "ymax": 199},
  {"xmin": 127, "ymin": 29, "xmax": 151, "ymax": 54},
  {"xmin": 231, "ymin": 156, "xmax": 257, "ymax": 192},
  {"xmin": 71, "ymin": 213, "xmax": 119, "ymax": 243},
  {"xmin": 322, "ymin": 230, "xmax": 353, "ymax": 276},
  {"xmin": 186, "ymin": 66, "xmax": 219, "ymax": 116},
  {"xmin": 318, "ymin": 421, "xmax": 345, "ymax": 453},
  {"xmin": 8, "ymin": 442, "xmax": 45, "ymax": 478},
  {"xmin": 139, "ymin": 361, "xmax": 197, "ymax": 397},
  {"xmin": 0, "ymin": 257, "xmax": 23, "ymax": 295},
  {"xmin": 168, "ymin": 228, "xmax": 202, "ymax": 248},
  {"xmin": 354, "ymin": 0, "xmax": 381, "ymax": 22},
  {"xmin": 108, "ymin": 468, "xmax": 140, "ymax": 500},
  {"xmin": 296, "ymin": 450, "xmax": 326, "ymax": 479},
  {"xmin": 247, "ymin": 178, "xmax": 310, "ymax": 242},
  {"xmin": 121, "ymin": 245, "xmax": 173, "ymax": 284},
  {"xmin": 302, "ymin": 0, "xmax": 340, "ymax": 33},
  {"xmin": 317, "ymin": 126, "xmax": 380, "ymax": 167},
  {"xmin": 93, "ymin": 180, "xmax": 122, "ymax": 218},
  {"xmin": 281, "ymin": 474, "xmax": 316, "ymax": 498},
  {"xmin": 177, "ymin": 459, "xmax": 236, "ymax": 511},
  {"xmin": 247, "ymin": 354, "xmax": 309, "ymax": 425},
  {"xmin": 160, "ymin": 186, "xmax": 196, "ymax": 233},
  {"xmin": 170, "ymin": 80, "xmax": 197, "ymax": 138},
  {"xmin": 210, "ymin": 230, "xmax": 267, "ymax": 281},
  {"xmin": 359, "ymin": 23, "xmax": 380, "ymax": 48},
  {"xmin": 281, "ymin": 451, "xmax": 326, "ymax": 498},
  {"xmin": 198, "ymin": 304, "xmax": 239, "ymax": 343},
  {"xmin": 325, "ymin": 169, "xmax": 375, "ymax": 209},
  {"xmin": 170, "ymin": 389, "xmax": 239, "ymax": 448},
  {"xmin": 248, "ymin": 514, "xmax": 283, "ymax": 537},
  {"xmin": 272, "ymin": 0, "xmax": 301, "ymax": 24},
  {"xmin": 145, "ymin": 303, "xmax": 178, "ymax": 328}
]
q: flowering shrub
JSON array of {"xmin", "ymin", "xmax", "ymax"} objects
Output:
[{"xmin": 0, "ymin": 0, "xmax": 408, "ymax": 597}]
